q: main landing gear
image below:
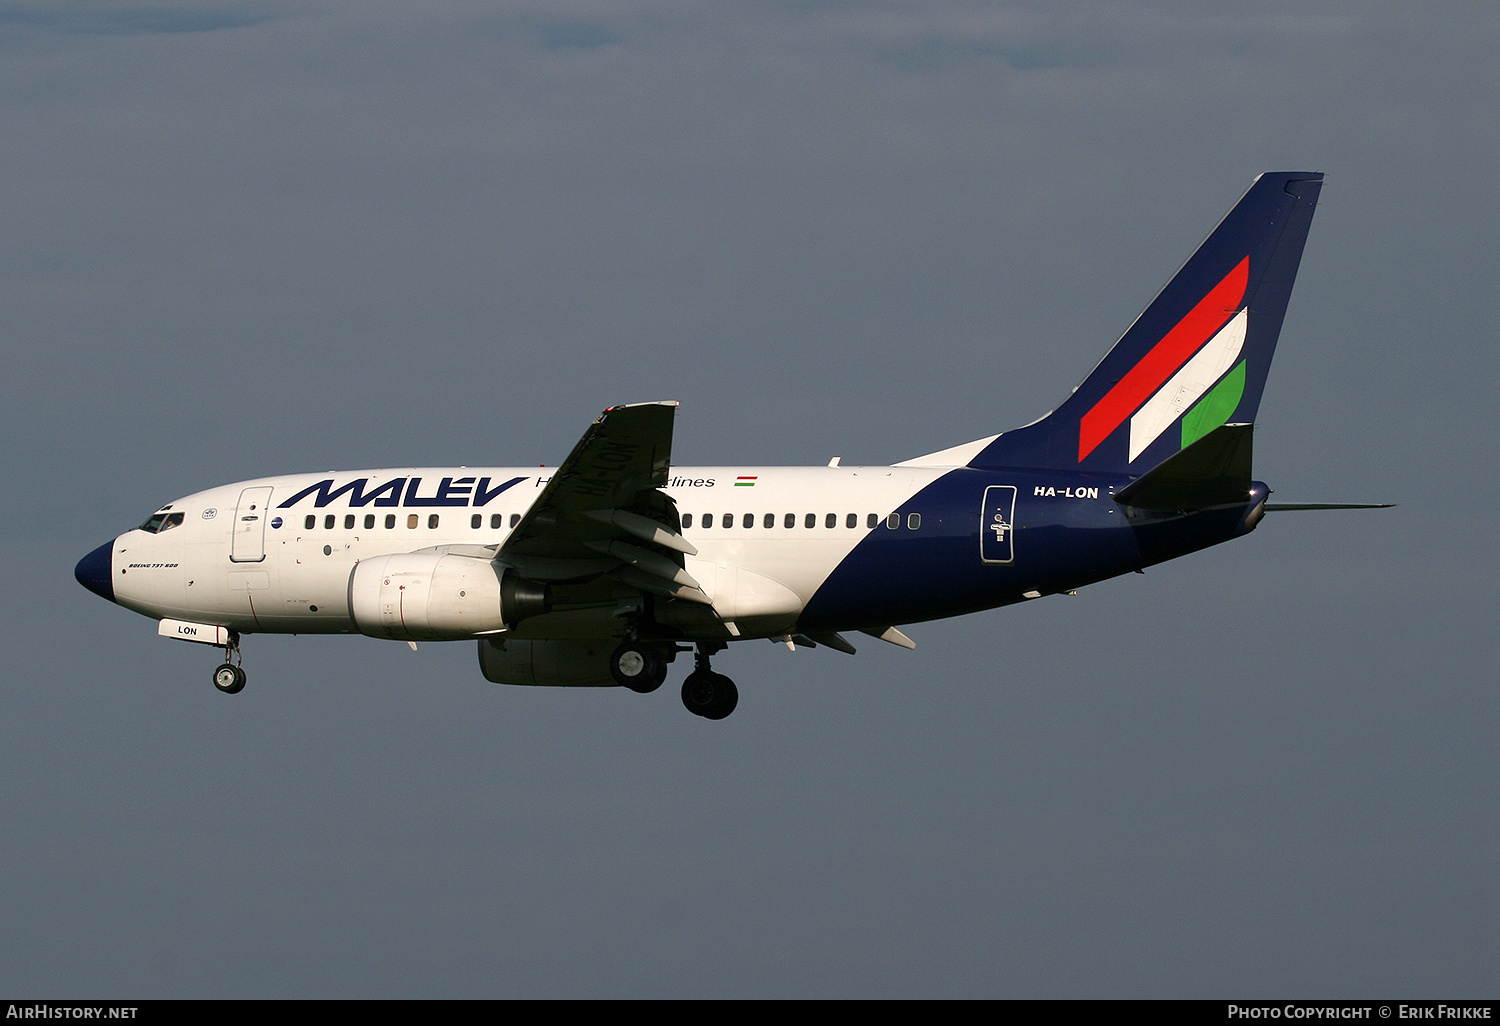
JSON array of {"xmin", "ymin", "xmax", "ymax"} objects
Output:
[
  {"xmin": 608, "ymin": 638, "xmax": 739, "ymax": 719},
  {"xmin": 212, "ymin": 630, "xmax": 246, "ymax": 695},
  {"xmin": 608, "ymin": 639, "xmax": 669, "ymax": 693},
  {"xmin": 680, "ymin": 643, "xmax": 738, "ymax": 721}
]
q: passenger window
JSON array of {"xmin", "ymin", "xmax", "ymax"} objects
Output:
[
  {"xmin": 867, "ymin": 513, "xmax": 878, "ymax": 528},
  {"xmin": 510, "ymin": 513, "xmax": 520, "ymax": 528},
  {"xmin": 785, "ymin": 513, "xmax": 795, "ymax": 529},
  {"xmin": 385, "ymin": 514, "xmax": 396, "ymax": 529},
  {"xmin": 682, "ymin": 514, "xmax": 693, "ymax": 529},
  {"xmin": 744, "ymin": 513, "xmax": 754, "ymax": 529},
  {"xmin": 825, "ymin": 513, "xmax": 836, "ymax": 528},
  {"xmin": 428, "ymin": 514, "xmax": 440, "ymax": 529},
  {"xmin": 407, "ymin": 514, "xmax": 418, "ymax": 529},
  {"xmin": 305, "ymin": 515, "xmax": 316, "ymax": 531},
  {"xmin": 491, "ymin": 514, "xmax": 502, "ymax": 529},
  {"xmin": 722, "ymin": 513, "xmax": 733, "ymax": 529},
  {"xmin": 887, "ymin": 513, "xmax": 900, "ymax": 529},
  {"xmin": 344, "ymin": 514, "xmax": 355, "ymax": 530},
  {"xmin": 471, "ymin": 514, "xmax": 482, "ymax": 529},
  {"xmin": 364, "ymin": 514, "xmax": 375, "ymax": 530},
  {"xmin": 805, "ymin": 513, "xmax": 815, "ymax": 528},
  {"xmin": 764, "ymin": 513, "xmax": 775, "ymax": 529},
  {"xmin": 908, "ymin": 513, "xmax": 921, "ymax": 530},
  {"xmin": 324, "ymin": 514, "xmax": 335, "ymax": 530},
  {"xmin": 846, "ymin": 513, "xmax": 857, "ymax": 528},
  {"xmin": 701, "ymin": 514, "xmax": 711, "ymax": 529}
]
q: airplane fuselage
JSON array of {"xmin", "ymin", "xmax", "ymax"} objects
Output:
[{"xmin": 87, "ymin": 462, "xmax": 1261, "ymax": 642}]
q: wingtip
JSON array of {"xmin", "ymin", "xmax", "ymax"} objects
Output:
[{"xmin": 605, "ymin": 400, "xmax": 680, "ymax": 413}]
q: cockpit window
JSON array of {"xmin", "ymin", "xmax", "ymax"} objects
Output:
[{"xmin": 138, "ymin": 509, "xmax": 184, "ymax": 534}]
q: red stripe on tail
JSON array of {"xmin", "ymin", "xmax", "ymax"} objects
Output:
[{"xmin": 1077, "ymin": 257, "xmax": 1249, "ymax": 461}]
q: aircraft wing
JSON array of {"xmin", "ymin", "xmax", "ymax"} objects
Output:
[{"xmin": 496, "ymin": 402, "xmax": 706, "ymax": 599}]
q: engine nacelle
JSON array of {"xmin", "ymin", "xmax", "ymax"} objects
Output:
[
  {"xmin": 477, "ymin": 637, "xmax": 618, "ymax": 687},
  {"xmin": 348, "ymin": 553, "xmax": 549, "ymax": 641}
]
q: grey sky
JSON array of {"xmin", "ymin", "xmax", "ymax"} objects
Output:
[{"xmin": 3, "ymin": 0, "xmax": 1497, "ymax": 997}]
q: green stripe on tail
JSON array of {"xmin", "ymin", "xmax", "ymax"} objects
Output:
[{"xmin": 1181, "ymin": 360, "xmax": 1247, "ymax": 450}]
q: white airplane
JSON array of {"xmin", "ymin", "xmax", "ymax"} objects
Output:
[{"xmin": 76, "ymin": 172, "xmax": 1379, "ymax": 719}]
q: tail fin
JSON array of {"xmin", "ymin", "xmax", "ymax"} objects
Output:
[{"xmin": 968, "ymin": 172, "xmax": 1323, "ymax": 475}]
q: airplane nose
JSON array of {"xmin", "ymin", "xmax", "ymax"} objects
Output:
[{"xmin": 75, "ymin": 540, "xmax": 116, "ymax": 603}]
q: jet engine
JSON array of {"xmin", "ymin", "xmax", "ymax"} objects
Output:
[{"xmin": 347, "ymin": 553, "xmax": 549, "ymax": 641}]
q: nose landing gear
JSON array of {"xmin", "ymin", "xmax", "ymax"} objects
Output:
[{"xmin": 212, "ymin": 631, "xmax": 246, "ymax": 695}]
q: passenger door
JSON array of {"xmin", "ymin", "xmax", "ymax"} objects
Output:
[{"xmin": 229, "ymin": 486, "xmax": 274, "ymax": 563}]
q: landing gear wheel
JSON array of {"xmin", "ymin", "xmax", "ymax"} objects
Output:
[
  {"xmin": 681, "ymin": 670, "xmax": 738, "ymax": 720},
  {"xmin": 610, "ymin": 641, "xmax": 666, "ymax": 693},
  {"xmin": 213, "ymin": 663, "xmax": 246, "ymax": 695}
]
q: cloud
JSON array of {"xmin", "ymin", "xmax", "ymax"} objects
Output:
[{"xmin": 0, "ymin": 2, "xmax": 273, "ymax": 37}]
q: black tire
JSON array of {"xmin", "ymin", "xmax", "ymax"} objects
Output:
[
  {"xmin": 610, "ymin": 641, "xmax": 664, "ymax": 693},
  {"xmin": 645, "ymin": 655, "xmax": 669, "ymax": 692},
  {"xmin": 702, "ymin": 674, "xmax": 738, "ymax": 720},
  {"xmin": 681, "ymin": 671, "xmax": 738, "ymax": 719},
  {"xmin": 213, "ymin": 663, "xmax": 246, "ymax": 695},
  {"xmin": 681, "ymin": 669, "xmax": 715, "ymax": 713}
]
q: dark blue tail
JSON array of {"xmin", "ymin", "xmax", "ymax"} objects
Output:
[{"xmin": 968, "ymin": 172, "xmax": 1323, "ymax": 475}]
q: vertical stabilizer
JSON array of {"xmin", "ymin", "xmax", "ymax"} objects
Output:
[{"xmin": 967, "ymin": 172, "xmax": 1323, "ymax": 475}]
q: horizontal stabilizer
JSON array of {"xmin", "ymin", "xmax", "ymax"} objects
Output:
[
  {"xmin": 1114, "ymin": 423, "xmax": 1253, "ymax": 511},
  {"xmin": 1264, "ymin": 502, "xmax": 1394, "ymax": 511}
]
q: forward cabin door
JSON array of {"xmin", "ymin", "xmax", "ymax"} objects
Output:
[{"xmin": 230, "ymin": 486, "xmax": 274, "ymax": 563}]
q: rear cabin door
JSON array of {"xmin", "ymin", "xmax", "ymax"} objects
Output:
[{"xmin": 980, "ymin": 485, "xmax": 1017, "ymax": 565}]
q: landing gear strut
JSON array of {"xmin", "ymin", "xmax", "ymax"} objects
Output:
[
  {"xmin": 681, "ymin": 643, "xmax": 738, "ymax": 720},
  {"xmin": 212, "ymin": 630, "xmax": 246, "ymax": 695}
]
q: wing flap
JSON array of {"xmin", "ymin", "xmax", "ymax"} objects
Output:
[
  {"xmin": 582, "ymin": 507, "xmax": 697, "ymax": 555},
  {"xmin": 497, "ymin": 402, "xmax": 702, "ymax": 606}
]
